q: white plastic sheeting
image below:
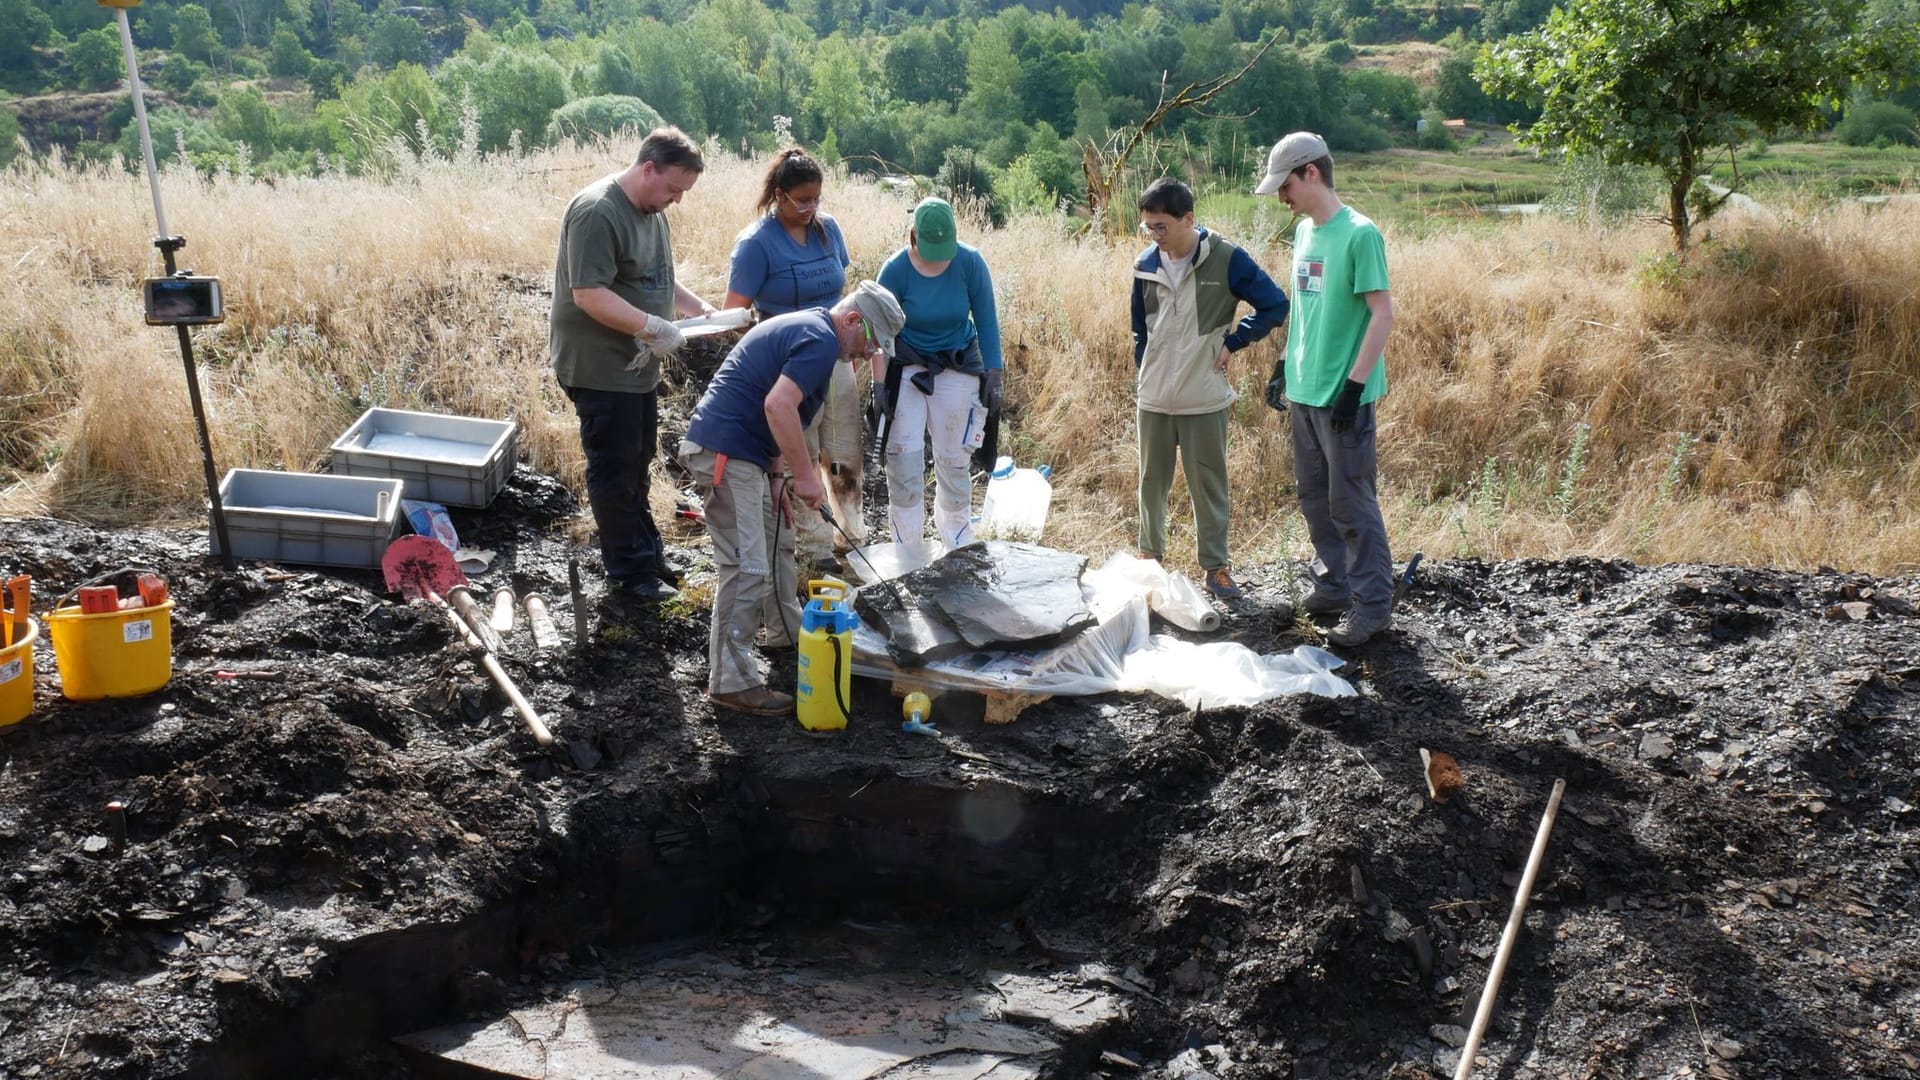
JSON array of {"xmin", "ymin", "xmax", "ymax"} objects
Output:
[{"xmin": 849, "ymin": 550, "xmax": 1354, "ymax": 706}]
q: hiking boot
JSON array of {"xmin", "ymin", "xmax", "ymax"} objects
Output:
[
  {"xmin": 609, "ymin": 575, "xmax": 677, "ymax": 604},
  {"xmin": 1302, "ymin": 581, "xmax": 1351, "ymax": 617},
  {"xmin": 1203, "ymin": 567, "xmax": 1244, "ymax": 600},
  {"xmin": 1137, "ymin": 550, "xmax": 1163, "ymax": 564},
  {"xmin": 1328, "ymin": 608, "xmax": 1391, "ymax": 647},
  {"xmin": 706, "ymin": 685, "xmax": 795, "ymax": 717}
]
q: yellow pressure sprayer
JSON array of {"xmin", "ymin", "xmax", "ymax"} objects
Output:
[{"xmin": 797, "ymin": 578, "xmax": 859, "ymax": 731}]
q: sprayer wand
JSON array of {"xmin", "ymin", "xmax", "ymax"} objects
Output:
[{"xmin": 816, "ymin": 504, "xmax": 908, "ymax": 611}]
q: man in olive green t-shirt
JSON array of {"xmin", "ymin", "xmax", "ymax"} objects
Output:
[
  {"xmin": 1254, "ymin": 132, "xmax": 1398, "ymax": 647},
  {"xmin": 551, "ymin": 126, "xmax": 719, "ymax": 607}
]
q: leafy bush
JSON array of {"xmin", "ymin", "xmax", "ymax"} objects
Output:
[
  {"xmin": 156, "ymin": 55, "xmax": 206, "ymax": 95},
  {"xmin": 936, "ymin": 146, "xmax": 1003, "ymax": 226},
  {"xmin": 1835, "ymin": 101, "xmax": 1917, "ymax": 147},
  {"xmin": 547, "ymin": 94, "xmax": 664, "ymax": 144},
  {"xmin": 1417, "ymin": 109, "xmax": 1455, "ymax": 150},
  {"xmin": 1544, "ymin": 154, "xmax": 1660, "ymax": 223},
  {"xmin": 0, "ymin": 107, "xmax": 21, "ymax": 170}
]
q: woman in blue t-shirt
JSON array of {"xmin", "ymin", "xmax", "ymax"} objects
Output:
[{"xmin": 724, "ymin": 149, "xmax": 862, "ymax": 565}]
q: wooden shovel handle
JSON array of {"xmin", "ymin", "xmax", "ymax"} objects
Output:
[{"xmin": 478, "ymin": 651, "xmax": 553, "ymax": 746}]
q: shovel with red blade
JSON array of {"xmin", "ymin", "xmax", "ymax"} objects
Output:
[{"xmin": 382, "ymin": 535, "xmax": 554, "ymax": 747}]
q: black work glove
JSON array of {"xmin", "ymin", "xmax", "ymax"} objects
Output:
[
  {"xmin": 1329, "ymin": 379, "xmax": 1365, "ymax": 432},
  {"xmin": 872, "ymin": 380, "xmax": 891, "ymax": 420},
  {"xmin": 980, "ymin": 369, "xmax": 1004, "ymax": 411},
  {"xmin": 1264, "ymin": 358, "xmax": 1287, "ymax": 411}
]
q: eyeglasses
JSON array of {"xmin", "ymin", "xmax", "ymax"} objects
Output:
[
  {"xmin": 1138, "ymin": 221, "xmax": 1172, "ymax": 238},
  {"xmin": 862, "ymin": 319, "xmax": 878, "ymax": 352},
  {"xmin": 782, "ymin": 192, "xmax": 822, "ymax": 211}
]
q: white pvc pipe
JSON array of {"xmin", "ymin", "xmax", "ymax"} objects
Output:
[
  {"xmin": 114, "ymin": 8, "xmax": 170, "ymax": 240},
  {"xmin": 1454, "ymin": 777, "xmax": 1567, "ymax": 1079}
]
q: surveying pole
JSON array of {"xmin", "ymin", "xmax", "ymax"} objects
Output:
[{"xmin": 100, "ymin": 0, "xmax": 236, "ymax": 569}]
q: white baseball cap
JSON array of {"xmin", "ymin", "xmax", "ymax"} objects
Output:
[{"xmin": 1253, "ymin": 132, "xmax": 1330, "ymax": 195}]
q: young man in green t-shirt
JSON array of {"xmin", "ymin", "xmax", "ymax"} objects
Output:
[{"xmin": 1254, "ymin": 132, "xmax": 1398, "ymax": 646}]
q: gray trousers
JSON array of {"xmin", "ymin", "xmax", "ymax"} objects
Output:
[
  {"xmin": 1290, "ymin": 401, "xmax": 1393, "ymax": 616},
  {"xmin": 678, "ymin": 440, "xmax": 800, "ymax": 695},
  {"xmin": 1137, "ymin": 406, "xmax": 1232, "ymax": 571}
]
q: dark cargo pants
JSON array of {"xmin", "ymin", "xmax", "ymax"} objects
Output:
[
  {"xmin": 1290, "ymin": 400, "xmax": 1394, "ymax": 618},
  {"xmin": 565, "ymin": 385, "xmax": 670, "ymax": 587}
]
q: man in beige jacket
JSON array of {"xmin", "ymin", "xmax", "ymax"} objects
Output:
[{"xmin": 1130, "ymin": 177, "xmax": 1290, "ymax": 600}]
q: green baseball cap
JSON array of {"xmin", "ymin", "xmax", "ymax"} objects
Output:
[{"xmin": 912, "ymin": 197, "xmax": 959, "ymax": 262}]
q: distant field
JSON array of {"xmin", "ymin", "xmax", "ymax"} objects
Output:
[{"xmin": 1194, "ymin": 137, "xmax": 1920, "ymax": 237}]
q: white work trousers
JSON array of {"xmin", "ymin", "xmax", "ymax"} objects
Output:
[
  {"xmin": 678, "ymin": 440, "xmax": 800, "ymax": 696},
  {"xmin": 886, "ymin": 365, "xmax": 982, "ymax": 552}
]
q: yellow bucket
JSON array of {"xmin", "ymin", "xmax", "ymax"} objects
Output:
[
  {"xmin": 0, "ymin": 617, "xmax": 36, "ymax": 726},
  {"xmin": 47, "ymin": 601, "xmax": 174, "ymax": 701}
]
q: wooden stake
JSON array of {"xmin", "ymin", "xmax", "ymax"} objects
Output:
[{"xmin": 1454, "ymin": 778, "xmax": 1566, "ymax": 1080}]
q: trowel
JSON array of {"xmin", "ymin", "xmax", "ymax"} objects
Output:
[{"xmin": 382, "ymin": 536, "xmax": 552, "ymax": 747}]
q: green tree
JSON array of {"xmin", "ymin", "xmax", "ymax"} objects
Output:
[
  {"xmin": 437, "ymin": 48, "xmax": 570, "ymax": 151},
  {"xmin": 1477, "ymin": 0, "xmax": 1914, "ymax": 250},
  {"xmin": 0, "ymin": 0, "xmax": 54, "ymax": 92},
  {"xmin": 592, "ymin": 42, "xmax": 643, "ymax": 99},
  {"xmin": 268, "ymin": 26, "xmax": 312, "ymax": 78},
  {"xmin": 548, "ymin": 94, "xmax": 665, "ymax": 143},
  {"xmin": 307, "ymin": 59, "xmax": 349, "ymax": 101},
  {"xmin": 172, "ymin": 3, "xmax": 219, "ymax": 64},
  {"xmin": 883, "ymin": 22, "xmax": 966, "ymax": 105},
  {"xmin": 962, "ymin": 21, "xmax": 1022, "ymax": 126},
  {"xmin": 67, "ymin": 25, "xmax": 126, "ymax": 92},
  {"xmin": 612, "ymin": 22, "xmax": 691, "ymax": 127},
  {"xmin": 370, "ymin": 12, "xmax": 428, "ymax": 69},
  {"xmin": 804, "ymin": 34, "xmax": 869, "ymax": 136}
]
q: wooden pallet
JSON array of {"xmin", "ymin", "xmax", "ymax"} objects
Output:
[{"xmin": 889, "ymin": 677, "xmax": 1052, "ymax": 726}]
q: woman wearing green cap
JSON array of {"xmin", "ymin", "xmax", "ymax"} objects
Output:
[{"xmin": 875, "ymin": 196, "xmax": 1003, "ymax": 555}]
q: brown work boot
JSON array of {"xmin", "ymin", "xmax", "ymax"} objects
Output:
[
  {"xmin": 1203, "ymin": 567, "xmax": 1244, "ymax": 600},
  {"xmin": 707, "ymin": 685, "xmax": 795, "ymax": 717},
  {"xmin": 1137, "ymin": 550, "xmax": 1163, "ymax": 565}
]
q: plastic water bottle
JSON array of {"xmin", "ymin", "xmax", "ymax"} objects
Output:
[{"xmin": 980, "ymin": 456, "xmax": 1053, "ymax": 541}]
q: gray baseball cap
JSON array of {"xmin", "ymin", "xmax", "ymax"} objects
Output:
[
  {"xmin": 1253, "ymin": 132, "xmax": 1330, "ymax": 195},
  {"xmin": 850, "ymin": 280, "xmax": 905, "ymax": 354}
]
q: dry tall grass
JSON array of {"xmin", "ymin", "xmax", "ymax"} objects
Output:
[{"xmin": 4, "ymin": 143, "xmax": 1918, "ymax": 573}]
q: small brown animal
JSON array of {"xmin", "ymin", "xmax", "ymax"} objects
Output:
[{"xmin": 1420, "ymin": 748, "xmax": 1465, "ymax": 803}]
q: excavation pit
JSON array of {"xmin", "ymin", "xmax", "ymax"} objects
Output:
[{"xmin": 4, "ymin": 487, "xmax": 1918, "ymax": 1079}]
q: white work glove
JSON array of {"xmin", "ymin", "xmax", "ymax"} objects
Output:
[{"xmin": 634, "ymin": 313, "xmax": 685, "ymax": 357}]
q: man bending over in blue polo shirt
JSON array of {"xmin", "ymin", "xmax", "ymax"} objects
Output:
[{"xmin": 677, "ymin": 282, "xmax": 906, "ymax": 718}]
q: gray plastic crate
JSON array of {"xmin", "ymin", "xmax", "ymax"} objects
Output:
[
  {"xmin": 213, "ymin": 470, "xmax": 405, "ymax": 568},
  {"xmin": 329, "ymin": 407, "xmax": 517, "ymax": 508}
]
